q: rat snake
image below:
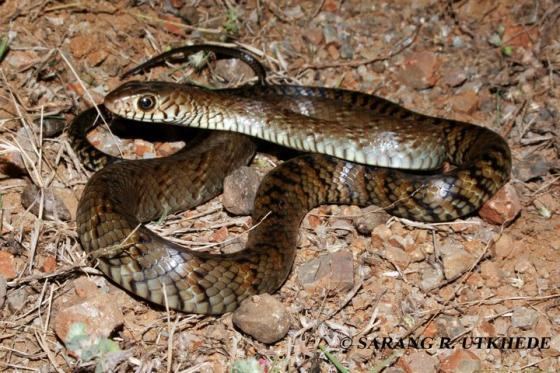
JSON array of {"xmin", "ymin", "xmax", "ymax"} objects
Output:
[{"xmin": 71, "ymin": 45, "xmax": 511, "ymax": 314}]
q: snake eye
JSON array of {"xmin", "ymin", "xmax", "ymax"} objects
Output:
[{"xmin": 137, "ymin": 95, "xmax": 156, "ymax": 111}]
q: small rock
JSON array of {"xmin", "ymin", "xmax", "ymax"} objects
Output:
[
  {"xmin": 223, "ymin": 166, "xmax": 261, "ymax": 215},
  {"xmin": 440, "ymin": 349, "xmax": 481, "ymax": 373},
  {"xmin": 436, "ymin": 315, "xmax": 466, "ymax": 339},
  {"xmin": 402, "ymin": 351, "xmax": 438, "ymax": 373},
  {"xmin": 69, "ymin": 35, "xmax": 95, "ymax": 59},
  {"xmin": 409, "ymin": 242, "xmax": 429, "ymax": 262},
  {"xmin": 133, "ymin": 139, "xmax": 153, "ymax": 158},
  {"xmin": 7, "ymin": 287, "xmax": 28, "ymax": 313},
  {"xmin": 398, "ymin": 51, "xmax": 440, "ymax": 90},
  {"xmin": 513, "ymin": 155, "xmax": 556, "ymax": 181},
  {"xmin": 420, "ymin": 265, "xmax": 444, "ymax": 291},
  {"xmin": 304, "ymin": 27, "xmax": 323, "ymax": 45},
  {"xmin": 284, "ymin": 5, "xmax": 304, "ymax": 18},
  {"xmin": 371, "ymin": 224, "xmax": 392, "ymax": 247},
  {"xmin": 20, "ymin": 184, "xmax": 76, "ymax": 221},
  {"xmin": 323, "ymin": 0, "xmax": 338, "ymax": 12},
  {"xmin": 0, "ymin": 276, "xmax": 7, "ymax": 309},
  {"xmin": 480, "ymin": 261, "xmax": 502, "ymax": 287},
  {"xmin": 73, "ymin": 277, "xmax": 99, "ymax": 299},
  {"xmin": 327, "ymin": 44, "xmax": 340, "ymax": 60},
  {"xmin": 41, "ymin": 255, "xmax": 57, "ymax": 273},
  {"xmin": 340, "ymin": 41, "xmax": 354, "ymax": 59},
  {"xmin": 546, "ymin": 335, "xmax": 560, "ymax": 356},
  {"xmin": 479, "ymin": 184, "xmax": 521, "ymax": 225},
  {"xmin": 493, "ymin": 233, "xmax": 513, "ymax": 258},
  {"xmin": 210, "ymin": 226, "xmax": 229, "ymax": 242},
  {"xmin": 448, "ymin": 89, "xmax": 479, "ymax": 114},
  {"xmin": 323, "ymin": 25, "xmax": 338, "ymax": 44},
  {"xmin": 388, "ymin": 234, "xmax": 414, "ymax": 251},
  {"xmin": 511, "ymin": 307, "xmax": 538, "ymax": 330},
  {"xmin": 384, "ymin": 245, "xmax": 410, "ymax": 270},
  {"xmin": 440, "ymin": 241, "xmax": 475, "ymax": 280},
  {"xmin": 331, "ymin": 219, "xmax": 354, "ymax": 237},
  {"xmin": 0, "ymin": 251, "xmax": 17, "ymax": 279},
  {"xmin": 488, "ymin": 33, "xmax": 502, "ymax": 47},
  {"xmin": 452, "ymin": 36, "xmax": 464, "ymax": 48},
  {"xmin": 53, "ymin": 278, "xmax": 125, "ymax": 345},
  {"xmin": 232, "ymin": 294, "xmax": 290, "ymax": 343},
  {"xmin": 514, "ymin": 256, "xmax": 533, "ymax": 273},
  {"xmin": 297, "ymin": 250, "xmax": 354, "ymax": 292},
  {"xmin": 86, "ymin": 49, "xmax": 109, "ymax": 67},
  {"xmin": 352, "ymin": 206, "xmax": 390, "ymax": 235},
  {"xmin": 0, "ymin": 151, "xmax": 27, "ymax": 178},
  {"xmin": 533, "ymin": 193, "xmax": 560, "ymax": 218},
  {"xmin": 214, "ymin": 58, "xmax": 261, "ymax": 83},
  {"xmin": 442, "ymin": 68, "xmax": 467, "ymax": 87},
  {"xmin": 33, "ymin": 117, "xmax": 65, "ymax": 138}
]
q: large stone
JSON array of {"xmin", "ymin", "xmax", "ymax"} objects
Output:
[{"xmin": 232, "ymin": 294, "xmax": 290, "ymax": 344}]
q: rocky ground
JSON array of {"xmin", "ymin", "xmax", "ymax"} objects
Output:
[{"xmin": 0, "ymin": 0, "xmax": 559, "ymax": 372}]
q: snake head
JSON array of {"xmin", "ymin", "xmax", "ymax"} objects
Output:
[{"xmin": 104, "ymin": 81, "xmax": 182, "ymax": 123}]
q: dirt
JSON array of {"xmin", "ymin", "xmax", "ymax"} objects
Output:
[{"xmin": 0, "ymin": 0, "xmax": 559, "ymax": 372}]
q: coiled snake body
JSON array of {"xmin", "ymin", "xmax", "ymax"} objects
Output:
[{"xmin": 72, "ymin": 69, "xmax": 511, "ymax": 315}]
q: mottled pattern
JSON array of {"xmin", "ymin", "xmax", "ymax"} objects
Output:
[{"xmin": 73, "ymin": 84, "xmax": 511, "ymax": 314}]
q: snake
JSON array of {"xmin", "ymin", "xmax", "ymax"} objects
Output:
[{"xmin": 72, "ymin": 46, "xmax": 511, "ymax": 315}]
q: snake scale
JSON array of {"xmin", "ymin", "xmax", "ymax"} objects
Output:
[{"xmin": 71, "ymin": 46, "xmax": 511, "ymax": 315}]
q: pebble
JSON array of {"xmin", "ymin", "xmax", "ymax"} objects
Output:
[
  {"xmin": 0, "ymin": 251, "xmax": 17, "ymax": 279},
  {"xmin": 442, "ymin": 68, "xmax": 467, "ymax": 87},
  {"xmin": 388, "ymin": 234, "xmax": 414, "ymax": 251},
  {"xmin": 478, "ymin": 184, "xmax": 521, "ymax": 225},
  {"xmin": 402, "ymin": 351, "xmax": 438, "ymax": 373},
  {"xmin": 419, "ymin": 265, "xmax": 444, "ymax": 291},
  {"xmin": 546, "ymin": 335, "xmax": 560, "ymax": 356},
  {"xmin": 33, "ymin": 117, "xmax": 65, "ymax": 137},
  {"xmin": 53, "ymin": 278, "xmax": 125, "ymax": 345},
  {"xmin": 340, "ymin": 41, "xmax": 354, "ymax": 59},
  {"xmin": 440, "ymin": 349, "xmax": 481, "ymax": 373},
  {"xmin": 513, "ymin": 155, "xmax": 556, "ymax": 181},
  {"xmin": 533, "ymin": 193, "xmax": 559, "ymax": 217},
  {"xmin": 383, "ymin": 245, "xmax": 410, "ymax": 270},
  {"xmin": 493, "ymin": 233, "xmax": 513, "ymax": 258},
  {"xmin": 284, "ymin": 5, "xmax": 304, "ymax": 19},
  {"xmin": 323, "ymin": 25, "xmax": 338, "ymax": 44},
  {"xmin": 331, "ymin": 218, "xmax": 354, "ymax": 237},
  {"xmin": 480, "ymin": 261, "xmax": 502, "ymax": 287},
  {"xmin": 398, "ymin": 51, "xmax": 440, "ymax": 89},
  {"xmin": 214, "ymin": 59, "xmax": 260, "ymax": 83},
  {"xmin": 352, "ymin": 206, "xmax": 390, "ymax": 235},
  {"xmin": 0, "ymin": 276, "xmax": 6, "ymax": 309},
  {"xmin": 7, "ymin": 287, "xmax": 28, "ymax": 313},
  {"xmin": 297, "ymin": 250, "xmax": 354, "ymax": 292},
  {"xmin": 304, "ymin": 27, "xmax": 323, "ymax": 45},
  {"xmin": 20, "ymin": 183, "xmax": 74, "ymax": 221},
  {"xmin": 447, "ymin": 89, "xmax": 479, "ymax": 114},
  {"xmin": 222, "ymin": 166, "xmax": 261, "ymax": 216},
  {"xmin": 440, "ymin": 241, "xmax": 475, "ymax": 280},
  {"xmin": 40, "ymin": 255, "xmax": 57, "ymax": 273},
  {"xmin": 511, "ymin": 307, "xmax": 538, "ymax": 330},
  {"xmin": 371, "ymin": 224, "xmax": 392, "ymax": 247},
  {"xmin": 452, "ymin": 36, "xmax": 464, "ymax": 48},
  {"xmin": 0, "ymin": 151, "xmax": 26, "ymax": 178},
  {"xmin": 86, "ymin": 49, "xmax": 109, "ymax": 67},
  {"xmin": 232, "ymin": 294, "xmax": 290, "ymax": 344},
  {"xmin": 514, "ymin": 256, "xmax": 533, "ymax": 273},
  {"xmin": 488, "ymin": 33, "xmax": 502, "ymax": 47},
  {"xmin": 69, "ymin": 34, "xmax": 95, "ymax": 59}
]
